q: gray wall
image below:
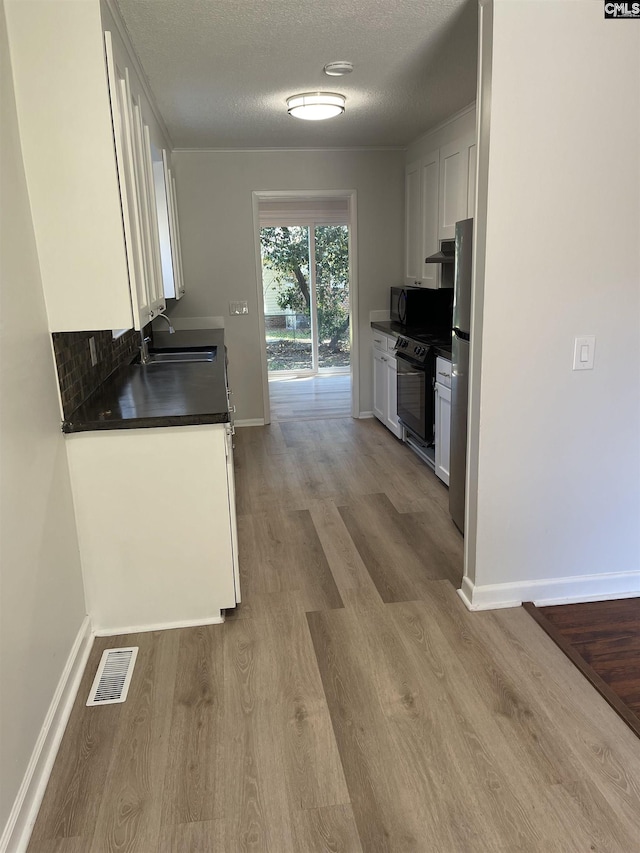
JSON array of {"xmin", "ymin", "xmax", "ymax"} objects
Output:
[
  {"xmin": 0, "ymin": 0, "xmax": 86, "ymax": 831},
  {"xmin": 169, "ymin": 149, "xmax": 405, "ymax": 420}
]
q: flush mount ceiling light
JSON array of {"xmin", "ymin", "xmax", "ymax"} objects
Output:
[
  {"xmin": 323, "ymin": 61, "xmax": 354, "ymax": 77},
  {"xmin": 286, "ymin": 92, "xmax": 346, "ymax": 121}
]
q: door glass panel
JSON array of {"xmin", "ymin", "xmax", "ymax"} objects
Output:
[
  {"xmin": 315, "ymin": 225, "xmax": 350, "ymax": 370},
  {"xmin": 260, "ymin": 226, "xmax": 312, "ymax": 373}
]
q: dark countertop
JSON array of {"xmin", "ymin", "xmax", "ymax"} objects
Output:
[
  {"xmin": 371, "ymin": 320, "xmax": 452, "ymax": 360},
  {"xmin": 63, "ymin": 328, "xmax": 229, "ymax": 433}
]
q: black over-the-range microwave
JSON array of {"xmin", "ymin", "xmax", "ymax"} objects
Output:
[{"xmin": 390, "ymin": 286, "xmax": 453, "ymax": 329}]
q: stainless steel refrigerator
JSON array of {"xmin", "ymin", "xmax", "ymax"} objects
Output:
[{"xmin": 449, "ymin": 218, "xmax": 473, "ymax": 533}]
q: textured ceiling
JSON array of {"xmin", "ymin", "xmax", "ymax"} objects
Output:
[{"xmin": 114, "ymin": 0, "xmax": 478, "ymax": 150}]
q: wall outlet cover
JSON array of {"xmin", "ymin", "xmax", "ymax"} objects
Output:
[
  {"xmin": 229, "ymin": 300, "xmax": 249, "ymax": 315},
  {"xmin": 572, "ymin": 335, "xmax": 595, "ymax": 371}
]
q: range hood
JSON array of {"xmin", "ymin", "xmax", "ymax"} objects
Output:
[{"xmin": 424, "ymin": 239, "xmax": 455, "ymax": 264}]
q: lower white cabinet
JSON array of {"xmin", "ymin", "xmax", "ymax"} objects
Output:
[
  {"xmin": 434, "ymin": 357, "xmax": 452, "ymax": 485},
  {"xmin": 372, "ymin": 332, "xmax": 402, "ymax": 439},
  {"xmin": 65, "ymin": 423, "xmax": 239, "ymax": 633}
]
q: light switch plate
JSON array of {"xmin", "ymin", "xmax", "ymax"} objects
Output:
[
  {"xmin": 573, "ymin": 335, "xmax": 595, "ymax": 370},
  {"xmin": 229, "ymin": 300, "xmax": 249, "ymax": 315}
]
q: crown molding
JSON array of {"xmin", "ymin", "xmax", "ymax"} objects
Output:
[
  {"xmin": 408, "ymin": 101, "xmax": 477, "ymax": 150},
  {"xmin": 103, "ymin": 0, "xmax": 174, "ymax": 149}
]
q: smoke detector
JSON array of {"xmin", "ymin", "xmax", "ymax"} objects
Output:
[{"xmin": 323, "ymin": 61, "xmax": 354, "ymax": 77}]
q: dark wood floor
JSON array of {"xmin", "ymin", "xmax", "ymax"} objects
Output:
[
  {"xmin": 27, "ymin": 418, "xmax": 640, "ymax": 852},
  {"xmin": 527, "ymin": 598, "xmax": 640, "ymax": 738}
]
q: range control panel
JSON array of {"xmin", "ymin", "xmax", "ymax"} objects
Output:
[{"xmin": 394, "ymin": 335, "xmax": 432, "ymax": 363}]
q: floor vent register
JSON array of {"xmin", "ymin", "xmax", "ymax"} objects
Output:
[{"xmin": 86, "ymin": 647, "xmax": 139, "ymax": 706}]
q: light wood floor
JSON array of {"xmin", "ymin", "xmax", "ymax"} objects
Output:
[
  {"xmin": 268, "ymin": 373, "xmax": 351, "ymax": 421},
  {"xmin": 28, "ymin": 418, "xmax": 640, "ymax": 852}
]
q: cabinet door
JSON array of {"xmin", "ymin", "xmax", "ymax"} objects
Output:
[
  {"xmin": 419, "ymin": 149, "xmax": 440, "ymax": 289},
  {"xmin": 151, "ymin": 148, "xmax": 177, "ymax": 299},
  {"xmin": 438, "ymin": 138, "xmax": 470, "ymax": 240},
  {"xmin": 434, "ymin": 382, "xmax": 452, "ymax": 485},
  {"xmin": 162, "ymin": 153, "xmax": 186, "ymax": 299},
  {"xmin": 104, "ymin": 32, "xmax": 152, "ymax": 330},
  {"xmin": 168, "ymin": 167, "xmax": 186, "ymax": 299},
  {"xmin": 373, "ymin": 350, "xmax": 387, "ymax": 423},
  {"xmin": 404, "ymin": 160, "xmax": 421, "ymax": 285},
  {"xmin": 141, "ymin": 123, "xmax": 166, "ymax": 315},
  {"xmin": 130, "ymin": 98, "xmax": 165, "ymax": 318},
  {"xmin": 385, "ymin": 356, "xmax": 403, "ymax": 439}
]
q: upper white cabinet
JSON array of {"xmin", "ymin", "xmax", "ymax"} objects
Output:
[
  {"xmin": 404, "ymin": 127, "xmax": 476, "ymax": 288},
  {"xmin": 5, "ymin": 1, "xmax": 180, "ymax": 332},
  {"xmin": 438, "ymin": 132, "xmax": 476, "ymax": 240},
  {"xmin": 404, "ymin": 150, "xmax": 439, "ymax": 288},
  {"xmin": 149, "ymin": 145, "xmax": 186, "ymax": 301},
  {"xmin": 104, "ymin": 32, "xmax": 165, "ymax": 329},
  {"xmin": 404, "ymin": 161, "xmax": 421, "ymax": 285},
  {"xmin": 5, "ymin": 0, "xmax": 134, "ymax": 331},
  {"xmin": 420, "ymin": 150, "xmax": 440, "ymax": 288}
]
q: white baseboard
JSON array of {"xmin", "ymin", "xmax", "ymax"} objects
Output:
[
  {"xmin": 458, "ymin": 571, "xmax": 640, "ymax": 612},
  {"xmin": 358, "ymin": 411, "xmax": 374, "ymax": 419},
  {"xmin": 1, "ymin": 616, "xmax": 93, "ymax": 853},
  {"xmin": 234, "ymin": 419, "xmax": 265, "ymax": 428},
  {"xmin": 93, "ymin": 613, "xmax": 225, "ymax": 637}
]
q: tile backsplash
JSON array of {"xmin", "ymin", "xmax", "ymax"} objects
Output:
[{"xmin": 52, "ymin": 329, "xmax": 140, "ymax": 419}]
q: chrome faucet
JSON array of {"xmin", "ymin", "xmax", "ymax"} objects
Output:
[
  {"xmin": 139, "ymin": 334, "xmax": 152, "ymax": 364},
  {"xmin": 155, "ymin": 313, "xmax": 175, "ymax": 334}
]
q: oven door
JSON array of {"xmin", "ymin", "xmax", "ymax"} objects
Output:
[{"xmin": 396, "ymin": 353, "xmax": 433, "ymax": 442}]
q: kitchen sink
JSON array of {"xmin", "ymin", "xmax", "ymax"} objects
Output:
[{"xmin": 144, "ymin": 348, "xmax": 216, "ymax": 364}]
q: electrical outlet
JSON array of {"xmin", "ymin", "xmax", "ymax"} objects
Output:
[
  {"xmin": 229, "ymin": 300, "xmax": 249, "ymax": 315},
  {"xmin": 89, "ymin": 336, "xmax": 98, "ymax": 367}
]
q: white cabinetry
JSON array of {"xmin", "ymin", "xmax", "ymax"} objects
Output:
[
  {"xmin": 5, "ymin": 1, "xmax": 134, "ymax": 331},
  {"xmin": 404, "ymin": 160, "xmax": 421, "ymax": 285},
  {"xmin": 438, "ymin": 133, "xmax": 476, "ymax": 240},
  {"xmin": 150, "ymin": 147, "xmax": 186, "ymax": 300},
  {"xmin": 404, "ymin": 132, "xmax": 476, "ymax": 287},
  {"xmin": 5, "ymin": 2, "xmax": 183, "ymax": 332},
  {"xmin": 434, "ymin": 357, "xmax": 452, "ymax": 485},
  {"xmin": 372, "ymin": 332, "xmax": 402, "ymax": 439},
  {"xmin": 104, "ymin": 32, "xmax": 165, "ymax": 329},
  {"xmin": 65, "ymin": 424, "xmax": 239, "ymax": 633},
  {"xmin": 404, "ymin": 149, "xmax": 439, "ymax": 288}
]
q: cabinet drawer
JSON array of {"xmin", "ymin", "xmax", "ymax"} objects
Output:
[
  {"xmin": 372, "ymin": 333, "xmax": 388, "ymax": 353},
  {"xmin": 436, "ymin": 356, "xmax": 452, "ymax": 388}
]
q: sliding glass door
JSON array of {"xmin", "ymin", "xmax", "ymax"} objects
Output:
[{"xmin": 260, "ymin": 223, "xmax": 350, "ymax": 375}]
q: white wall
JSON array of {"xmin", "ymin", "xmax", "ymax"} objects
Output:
[
  {"xmin": 0, "ymin": 0, "xmax": 86, "ymax": 836},
  {"xmin": 169, "ymin": 149, "xmax": 405, "ymax": 420},
  {"xmin": 463, "ymin": 0, "xmax": 640, "ymax": 608}
]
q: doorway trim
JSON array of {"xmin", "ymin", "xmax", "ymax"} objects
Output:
[{"xmin": 251, "ymin": 189, "xmax": 359, "ymax": 425}]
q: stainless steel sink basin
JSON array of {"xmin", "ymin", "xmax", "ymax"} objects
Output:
[{"xmin": 145, "ymin": 348, "xmax": 216, "ymax": 364}]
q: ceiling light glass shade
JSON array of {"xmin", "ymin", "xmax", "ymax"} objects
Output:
[{"xmin": 287, "ymin": 92, "xmax": 346, "ymax": 121}]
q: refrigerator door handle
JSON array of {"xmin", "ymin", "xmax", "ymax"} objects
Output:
[{"xmin": 453, "ymin": 326, "xmax": 470, "ymax": 342}]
